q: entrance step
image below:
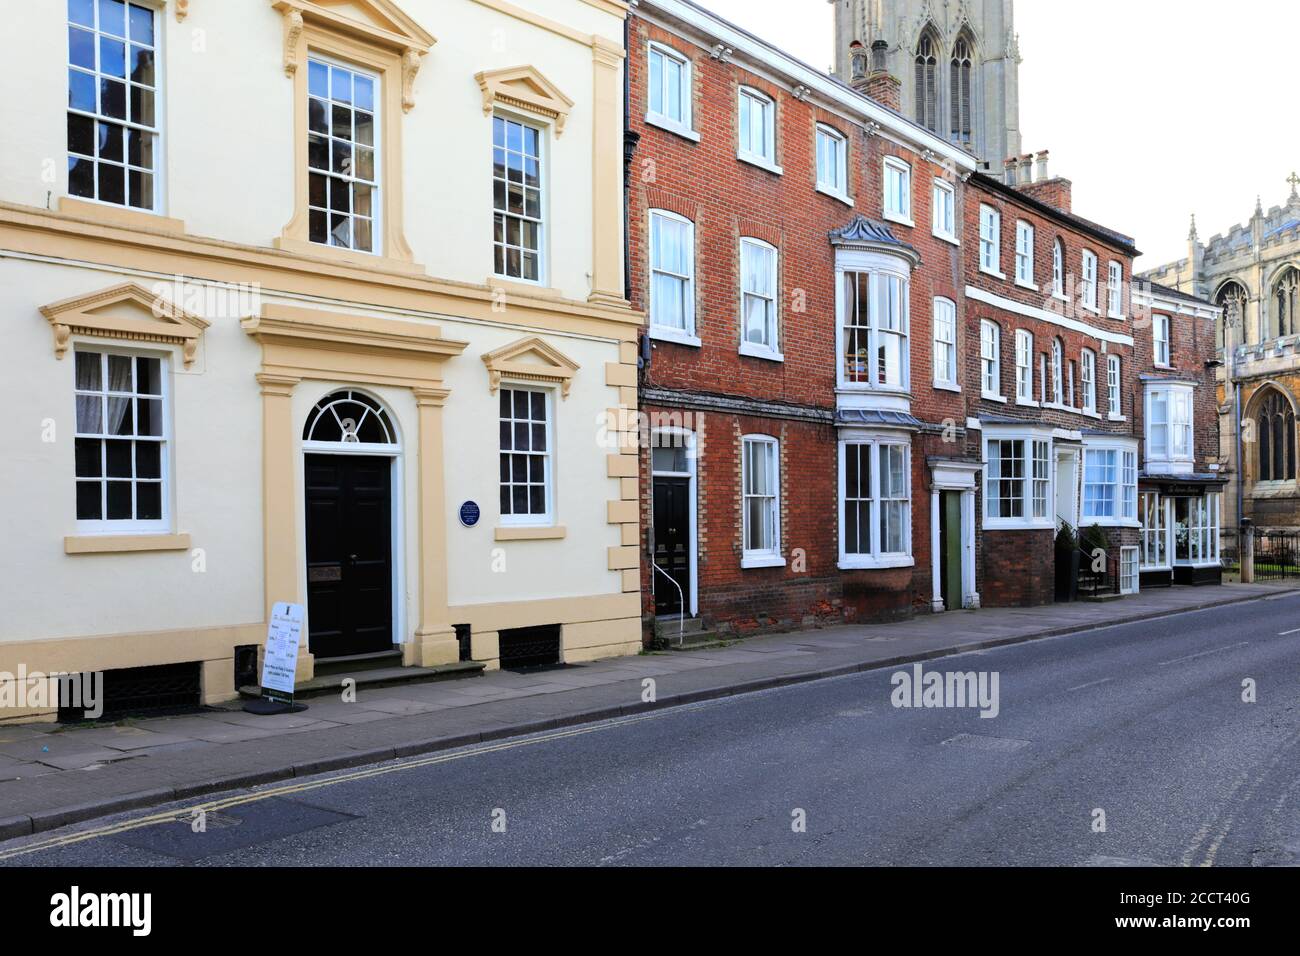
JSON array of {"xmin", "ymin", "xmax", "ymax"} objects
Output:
[
  {"xmin": 313, "ymin": 649, "xmax": 403, "ymax": 677},
  {"xmin": 238, "ymin": 660, "xmax": 485, "ymax": 701},
  {"xmin": 654, "ymin": 615, "xmax": 706, "ymax": 639},
  {"xmin": 665, "ymin": 631, "xmax": 729, "ymax": 651}
]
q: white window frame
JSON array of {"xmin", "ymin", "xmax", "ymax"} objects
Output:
[
  {"xmin": 492, "ymin": 112, "xmax": 544, "ymax": 280},
  {"xmin": 739, "ymin": 237, "xmax": 781, "ymax": 360},
  {"xmin": 1014, "ymin": 329, "xmax": 1035, "ymax": 404},
  {"xmin": 815, "ymin": 124, "xmax": 849, "ymax": 202},
  {"xmin": 498, "ymin": 385, "xmax": 555, "ymax": 527},
  {"xmin": 646, "ymin": 41, "xmax": 696, "ymax": 140},
  {"xmin": 73, "ymin": 346, "xmax": 172, "ymax": 534},
  {"xmin": 1120, "ymin": 546, "xmax": 1140, "ymax": 595},
  {"xmin": 933, "ymin": 297, "xmax": 958, "ymax": 389},
  {"xmin": 1107, "ymin": 354, "xmax": 1123, "ymax": 419},
  {"xmin": 67, "ymin": 0, "xmax": 163, "ymax": 213},
  {"xmin": 1052, "ymin": 239, "xmax": 1066, "ymax": 299},
  {"xmin": 883, "ymin": 157, "xmax": 913, "ymax": 225},
  {"xmin": 1154, "ymin": 313, "xmax": 1172, "ymax": 367},
  {"xmin": 737, "ymin": 87, "xmax": 779, "ymax": 173},
  {"xmin": 1174, "ymin": 494, "xmax": 1221, "ymax": 568},
  {"xmin": 1015, "ymin": 220, "xmax": 1036, "ymax": 288},
  {"xmin": 1108, "ymin": 260, "xmax": 1124, "ymax": 317},
  {"xmin": 1050, "ymin": 339, "xmax": 1064, "ymax": 405},
  {"xmin": 980, "ymin": 319, "xmax": 1002, "ymax": 399},
  {"xmin": 838, "ymin": 435, "xmax": 914, "ymax": 569},
  {"xmin": 1081, "ymin": 348, "xmax": 1097, "ymax": 414},
  {"xmin": 932, "ymin": 179, "xmax": 956, "ymax": 243},
  {"xmin": 647, "ymin": 209, "xmax": 698, "ymax": 346},
  {"xmin": 835, "ymin": 254, "xmax": 912, "ymax": 393},
  {"xmin": 979, "ymin": 205, "xmax": 1002, "ymax": 277},
  {"xmin": 311, "ymin": 55, "xmax": 384, "ymax": 256},
  {"xmin": 984, "ymin": 429, "xmax": 1054, "ymax": 530},
  {"xmin": 1081, "ymin": 441, "xmax": 1139, "ymax": 526},
  {"xmin": 1140, "ymin": 491, "xmax": 1170, "ymax": 571},
  {"xmin": 741, "ymin": 434, "xmax": 783, "ymax": 568},
  {"xmin": 1145, "ymin": 383, "xmax": 1194, "ymax": 473},
  {"xmin": 1081, "ymin": 249, "xmax": 1099, "ymax": 312}
]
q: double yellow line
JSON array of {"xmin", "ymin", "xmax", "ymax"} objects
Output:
[{"xmin": 0, "ymin": 711, "xmax": 667, "ymax": 862}]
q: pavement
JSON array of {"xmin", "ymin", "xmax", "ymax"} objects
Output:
[{"xmin": 0, "ymin": 581, "xmax": 1293, "ymax": 843}]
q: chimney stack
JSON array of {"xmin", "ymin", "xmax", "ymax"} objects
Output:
[
  {"xmin": 1018, "ymin": 154, "xmax": 1033, "ymax": 186},
  {"xmin": 859, "ymin": 39, "xmax": 901, "ymax": 111},
  {"xmin": 1035, "ymin": 150, "xmax": 1050, "ymax": 182},
  {"xmin": 1003, "ymin": 157, "xmax": 1018, "ymax": 186}
]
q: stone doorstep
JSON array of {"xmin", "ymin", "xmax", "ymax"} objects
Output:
[{"xmin": 236, "ymin": 660, "xmax": 485, "ymax": 701}]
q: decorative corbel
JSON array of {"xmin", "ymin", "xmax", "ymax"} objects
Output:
[
  {"xmin": 402, "ymin": 48, "xmax": 422, "ymax": 113},
  {"xmin": 52, "ymin": 324, "xmax": 72, "ymax": 361},
  {"xmin": 282, "ymin": 6, "xmax": 304, "ymax": 77},
  {"xmin": 176, "ymin": 0, "xmax": 190, "ymax": 21}
]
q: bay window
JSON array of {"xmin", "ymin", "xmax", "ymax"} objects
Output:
[
  {"xmin": 1082, "ymin": 444, "xmax": 1138, "ymax": 523},
  {"xmin": 840, "ymin": 438, "xmax": 912, "ymax": 567},
  {"xmin": 985, "ymin": 434, "xmax": 1052, "ymax": 527},
  {"xmin": 839, "ymin": 268, "xmax": 909, "ymax": 390},
  {"xmin": 1146, "ymin": 384, "xmax": 1194, "ymax": 471}
]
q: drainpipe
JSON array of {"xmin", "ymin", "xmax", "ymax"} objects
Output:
[{"xmin": 1234, "ymin": 345, "xmax": 1245, "ymax": 529}]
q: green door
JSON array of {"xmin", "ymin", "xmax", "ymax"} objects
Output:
[{"xmin": 939, "ymin": 491, "xmax": 964, "ymax": 611}]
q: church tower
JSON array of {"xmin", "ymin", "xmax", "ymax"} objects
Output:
[{"xmin": 830, "ymin": 0, "xmax": 1021, "ymax": 169}]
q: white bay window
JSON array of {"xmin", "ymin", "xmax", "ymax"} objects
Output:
[{"xmin": 839, "ymin": 269, "xmax": 909, "ymax": 391}]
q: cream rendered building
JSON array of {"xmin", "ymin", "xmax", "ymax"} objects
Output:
[{"xmin": 0, "ymin": 0, "xmax": 642, "ymax": 720}]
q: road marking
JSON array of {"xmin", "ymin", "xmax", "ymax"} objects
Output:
[
  {"xmin": 1158, "ymin": 642, "xmax": 1248, "ymax": 666},
  {"xmin": 0, "ymin": 709, "xmax": 679, "ymax": 862},
  {"xmin": 1279, "ymin": 628, "xmax": 1300, "ymax": 636},
  {"xmin": 1066, "ymin": 677, "xmax": 1113, "ymax": 692}
]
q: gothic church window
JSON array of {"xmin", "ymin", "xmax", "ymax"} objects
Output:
[
  {"xmin": 950, "ymin": 36, "xmax": 973, "ymax": 147},
  {"xmin": 1257, "ymin": 389, "xmax": 1296, "ymax": 482},
  {"xmin": 1214, "ymin": 282, "xmax": 1248, "ymax": 350},
  {"xmin": 914, "ymin": 32, "xmax": 938, "ymax": 133},
  {"xmin": 1273, "ymin": 267, "xmax": 1299, "ymax": 339}
]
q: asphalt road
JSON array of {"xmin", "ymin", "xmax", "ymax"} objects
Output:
[{"xmin": 4, "ymin": 593, "xmax": 1300, "ymax": 866}]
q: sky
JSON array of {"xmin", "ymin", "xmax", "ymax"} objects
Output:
[{"xmin": 697, "ymin": 0, "xmax": 1300, "ymax": 270}]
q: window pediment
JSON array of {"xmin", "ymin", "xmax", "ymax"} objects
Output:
[
  {"xmin": 271, "ymin": 0, "xmax": 435, "ymax": 110},
  {"xmin": 482, "ymin": 337, "xmax": 580, "ymax": 398},
  {"xmin": 40, "ymin": 282, "xmax": 210, "ymax": 367},
  {"xmin": 476, "ymin": 66, "xmax": 575, "ymax": 136}
]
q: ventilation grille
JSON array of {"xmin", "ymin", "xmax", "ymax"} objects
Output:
[
  {"xmin": 59, "ymin": 661, "xmax": 201, "ymax": 722},
  {"xmin": 498, "ymin": 625, "xmax": 561, "ymax": 671}
]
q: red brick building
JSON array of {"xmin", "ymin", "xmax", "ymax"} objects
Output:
[
  {"xmin": 627, "ymin": 0, "xmax": 977, "ymax": 640},
  {"xmin": 962, "ymin": 167, "xmax": 1144, "ymax": 604},
  {"xmin": 1130, "ymin": 283, "xmax": 1226, "ymax": 586}
]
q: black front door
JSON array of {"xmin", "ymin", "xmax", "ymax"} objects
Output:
[
  {"xmin": 652, "ymin": 476, "xmax": 691, "ymax": 615},
  {"xmin": 305, "ymin": 454, "xmax": 393, "ymax": 659}
]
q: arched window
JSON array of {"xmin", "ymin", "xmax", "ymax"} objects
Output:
[
  {"xmin": 1215, "ymin": 281, "xmax": 1248, "ymax": 350},
  {"xmin": 914, "ymin": 32, "xmax": 938, "ymax": 133},
  {"xmin": 1273, "ymin": 267, "xmax": 1299, "ymax": 339},
  {"xmin": 1052, "ymin": 239, "xmax": 1065, "ymax": 297},
  {"xmin": 303, "ymin": 389, "xmax": 398, "ymax": 445},
  {"xmin": 950, "ymin": 35, "xmax": 973, "ymax": 147},
  {"xmin": 1256, "ymin": 388, "xmax": 1296, "ymax": 482}
]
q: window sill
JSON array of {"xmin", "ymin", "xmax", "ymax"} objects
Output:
[
  {"xmin": 1080, "ymin": 518, "xmax": 1141, "ymax": 529},
  {"xmin": 1080, "ymin": 408, "xmax": 1102, "ymax": 419},
  {"xmin": 981, "ymin": 392, "xmax": 1008, "ymax": 404},
  {"xmin": 737, "ymin": 152, "xmax": 783, "ymax": 176},
  {"xmin": 649, "ymin": 327, "xmax": 702, "ymax": 348},
  {"xmin": 495, "ymin": 525, "xmax": 567, "ymax": 541},
  {"xmin": 838, "ymin": 555, "xmax": 915, "ymax": 571},
  {"xmin": 883, "ymin": 212, "xmax": 915, "ymax": 229},
  {"xmin": 815, "ymin": 184, "xmax": 854, "ymax": 207},
  {"xmin": 59, "ymin": 196, "xmax": 185, "ymax": 235},
  {"xmin": 933, "ymin": 231, "xmax": 959, "ymax": 247},
  {"xmin": 1015, "ymin": 397, "xmax": 1040, "ymax": 408},
  {"xmin": 1109, "ymin": 311, "xmax": 1127, "ymax": 321},
  {"xmin": 65, "ymin": 533, "xmax": 191, "ymax": 555},
  {"xmin": 1015, "ymin": 278, "xmax": 1039, "ymax": 292},
  {"xmin": 1081, "ymin": 304, "xmax": 1101, "ymax": 316},
  {"xmin": 979, "ymin": 266, "xmax": 1006, "ymax": 280},
  {"xmin": 1108, "ymin": 413, "xmax": 1128, "ymax": 422},
  {"xmin": 1153, "ymin": 363, "xmax": 1175, "ymax": 371},
  {"xmin": 739, "ymin": 342, "xmax": 784, "ymax": 362},
  {"xmin": 983, "ymin": 519, "xmax": 1055, "ymax": 532},
  {"xmin": 273, "ymin": 236, "xmax": 424, "ymax": 275},
  {"xmin": 741, "ymin": 553, "xmax": 786, "ymax": 570},
  {"xmin": 934, "ymin": 381, "xmax": 961, "ymax": 393},
  {"xmin": 645, "ymin": 112, "xmax": 700, "ymax": 142}
]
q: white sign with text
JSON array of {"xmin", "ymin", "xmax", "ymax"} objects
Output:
[{"xmin": 261, "ymin": 602, "xmax": 304, "ymax": 698}]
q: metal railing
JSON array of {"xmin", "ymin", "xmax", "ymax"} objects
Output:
[{"xmin": 650, "ymin": 560, "xmax": 686, "ymax": 646}]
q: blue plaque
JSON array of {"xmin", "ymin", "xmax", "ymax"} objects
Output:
[{"xmin": 459, "ymin": 501, "xmax": 481, "ymax": 528}]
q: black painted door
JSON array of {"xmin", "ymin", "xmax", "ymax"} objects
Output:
[
  {"xmin": 652, "ymin": 476, "xmax": 691, "ymax": 615},
  {"xmin": 305, "ymin": 454, "xmax": 393, "ymax": 659}
]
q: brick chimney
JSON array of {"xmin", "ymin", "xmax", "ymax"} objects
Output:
[
  {"xmin": 1019, "ymin": 177, "xmax": 1073, "ymax": 215},
  {"xmin": 1008, "ymin": 148, "xmax": 1073, "ymax": 214},
  {"xmin": 859, "ymin": 40, "xmax": 901, "ymax": 112}
]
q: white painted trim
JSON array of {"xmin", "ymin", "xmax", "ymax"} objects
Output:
[
  {"xmin": 965, "ymin": 285, "xmax": 1136, "ymax": 347},
  {"xmin": 651, "ymin": 427, "xmax": 698, "ymax": 617}
]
